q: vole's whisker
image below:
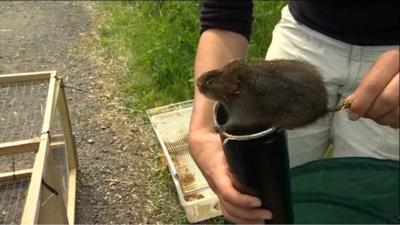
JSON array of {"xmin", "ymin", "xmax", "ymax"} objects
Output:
[{"xmin": 327, "ymin": 103, "xmax": 345, "ymax": 112}]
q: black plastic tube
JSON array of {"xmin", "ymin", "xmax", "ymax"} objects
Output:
[{"xmin": 215, "ymin": 104, "xmax": 294, "ymax": 224}]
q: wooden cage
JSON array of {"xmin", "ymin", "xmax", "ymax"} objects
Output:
[{"xmin": 0, "ymin": 71, "xmax": 78, "ymax": 224}]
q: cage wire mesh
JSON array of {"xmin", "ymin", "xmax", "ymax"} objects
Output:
[
  {"xmin": 0, "ymin": 179, "xmax": 30, "ymax": 224},
  {"xmin": 0, "ymin": 79, "xmax": 49, "ymax": 224},
  {"xmin": 0, "ymin": 80, "xmax": 48, "ymax": 143},
  {"xmin": 0, "ymin": 73, "xmax": 78, "ymax": 224},
  {"xmin": 147, "ymin": 100, "xmax": 210, "ymax": 201},
  {"xmin": 0, "ymin": 152, "xmax": 36, "ymax": 174}
]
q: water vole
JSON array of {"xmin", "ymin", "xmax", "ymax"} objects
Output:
[{"xmin": 196, "ymin": 59, "xmax": 328, "ymax": 134}]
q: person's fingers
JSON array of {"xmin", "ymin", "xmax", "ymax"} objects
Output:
[
  {"xmin": 375, "ymin": 106, "xmax": 400, "ymax": 128},
  {"xmin": 220, "ymin": 197, "xmax": 272, "ymax": 222},
  {"xmin": 345, "ymin": 94, "xmax": 359, "ymax": 120},
  {"xmin": 220, "ymin": 204, "xmax": 262, "ymax": 224},
  {"xmin": 222, "ymin": 211, "xmax": 265, "ymax": 224},
  {"xmin": 350, "ymin": 50, "xmax": 399, "ymax": 117},
  {"xmin": 365, "ymin": 73, "xmax": 399, "ymax": 119},
  {"xmin": 214, "ymin": 172, "xmax": 262, "ymax": 208}
]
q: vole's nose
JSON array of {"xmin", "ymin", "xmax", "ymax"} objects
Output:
[{"xmin": 196, "ymin": 79, "xmax": 203, "ymax": 88}]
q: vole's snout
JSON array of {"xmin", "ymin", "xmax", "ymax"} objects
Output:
[
  {"xmin": 196, "ymin": 77, "xmax": 208, "ymax": 96},
  {"xmin": 195, "ymin": 79, "xmax": 202, "ymax": 89},
  {"xmin": 196, "ymin": 71, "xmax": 219, "ymax": 94}
]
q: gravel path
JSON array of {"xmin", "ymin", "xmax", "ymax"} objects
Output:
[{"xmin": 0, "ymin": 2, "xmax": 184, "ymax": 223}]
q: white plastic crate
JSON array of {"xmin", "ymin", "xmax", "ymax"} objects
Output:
[{"xmin": 147, "ymin": 100, "xmax": 221, "ymax": 223}]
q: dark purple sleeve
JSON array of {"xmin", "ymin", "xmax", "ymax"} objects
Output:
[{"xmin": 200, "ymin": 0, "xmax": 253, "ymax": 41}]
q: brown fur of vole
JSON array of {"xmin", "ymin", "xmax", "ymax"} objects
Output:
[{"xmin": 196, "ymin": 59, "xmax": 328, "ymax": 134}]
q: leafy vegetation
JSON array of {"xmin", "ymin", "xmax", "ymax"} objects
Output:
[{"xmin": 99, "ymin": 1, "xmax": 286, "ymax": 110}]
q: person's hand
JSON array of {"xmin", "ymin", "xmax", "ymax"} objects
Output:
[
  {"xmin": 346, "ymin": 49, "xmax": 399, "ymax": 128},
  {"xmin": 189, "ymin": 129, "xmax": 273, "ymax": 224}
]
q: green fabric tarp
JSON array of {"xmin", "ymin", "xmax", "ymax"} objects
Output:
[{"xmin": 291, "ymin": 157, "xmax": 399, "ymax": 224}]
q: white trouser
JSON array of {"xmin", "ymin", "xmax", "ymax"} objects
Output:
[{"xmin": 266, "ymin": 6, "xmax": 399, "ymax": 168}]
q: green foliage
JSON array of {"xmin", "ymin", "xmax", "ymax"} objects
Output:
[
  {"xmin": 250, "ymin": 1, "xmax": 287, "ymax": 58},
  {"xmin": 99, "ymin": 1, "xmax": 286, "ymax": 110}
]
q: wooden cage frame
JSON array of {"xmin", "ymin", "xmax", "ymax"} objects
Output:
[{"xmin": 0, "ymin": 71, "xmax": 78, "ymax": 224}]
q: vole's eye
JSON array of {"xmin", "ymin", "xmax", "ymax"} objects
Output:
[{"xmin": 206, "ymin": 76, "xmax": 215, "ymax": 86}]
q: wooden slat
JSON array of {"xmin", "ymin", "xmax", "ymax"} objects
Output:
[
  {"xmin": 67, "ymin": 168, "xmax": 77, "ymax": 224},
  {"xmin": 0, "ymin": 169, "xmax": 32, "ymax": 182},
  {"xmin": 51, "ymin": 133, "xmax": 65, "ymax": 143},
  {"xmin": 58, "ymin": 82, "xmax": 78, "ymax": 224},
  {"xmin": 57, "ymin": 83, "xmax": 78, "ymax": 170},
  {"xmin": 0, "ymin": 71, "xmax": 53, "ymax": 83},
  {"xmin": 21, "ymin": 73, "xmax": 60, "ymax": 225},
  {"xmin": 0, "ymin": 138, "xmax": 40, "ymax": 156},
  {"xmin": 0, "ymin": 136, "xmax": 65, "ymax": 157}
]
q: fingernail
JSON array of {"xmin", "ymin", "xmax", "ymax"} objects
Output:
[
  {"xmin": 346, "ymin": 93, "xmax": 355, "ymax": 100},
  {"xmin": 348, "ymin": 111, "xmax": 360, "ymax": 121},
  {"xmin": 260, "ymin": 213, "xmax": 272, "ymax": 220}
]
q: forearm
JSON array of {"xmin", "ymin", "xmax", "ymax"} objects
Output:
[
  {"xmin": 188, "ymin": 29, "xmax": 271, "ymax": 223},
  {"xmin": 190, "ymin": 29, "xmax": 249, "ymax": 134},
  {"xmin": 189, "ymin": 29, "xmax": 248, "ymax": 178}
]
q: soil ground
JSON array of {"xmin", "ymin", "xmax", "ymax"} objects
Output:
[{"xmin": 0, "ymin": 1, "xmax": 187, "ymax": 223}]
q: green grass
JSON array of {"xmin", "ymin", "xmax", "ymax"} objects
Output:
[
  {"xmin": 98, "ymin": 1, "xmax": 286, "ymax": 111},
  {"xmin": 250, "ymin": 1, "xmax": 287, "ymax": 58}
]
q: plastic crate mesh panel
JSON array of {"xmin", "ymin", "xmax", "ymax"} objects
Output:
[{"xmin": 147, "ymin": 101, "xmax": 209, "ymax": 197}]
